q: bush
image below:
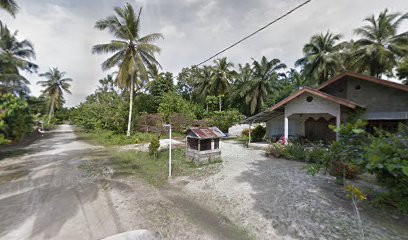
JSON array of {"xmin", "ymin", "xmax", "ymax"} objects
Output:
[
  {"xmin": 283, "ymin": 143, "xmax": 307, "ymax": 161},
  {"xmin": 149, "ymin": 136, "xmax": 160, "ymax": 159},
  {"xmin": 363, "ymin": 124, "xmax": 408, "ymax": 212},
  {"xmin": 304, "ymin": 143, "xmax": 330, "ymax": 164},
  {"xmin": 136, "ymin": 113, "xmax": 163, "ymax": 133},
  {"xmin": 267, "ymin": 142, "xmax": 285, "ymax": 158},
  {"xmin": 205, "ymin": 110, "xmax": 243, "ymax": 133},
  {"xmin": 0, "ymin": 93, "xmax": 33, "ymax": 144},
  {"xmin": 241, "ymin": 128, "xmax": 250, "ymax": 137},
  {"xmin": 328, "ymin": 158, "xmax": 360, "ymax": 179},
  {"xmin": 169, "ymin": 113, "xmax": 194, "ymax": 132},
  {"xmin": 158, "ymin": 92, "xmax": 197, "ymax": 123},
  {"xmin": 251, "ymin": 125, "xmax": 266, "ymax": 142}
]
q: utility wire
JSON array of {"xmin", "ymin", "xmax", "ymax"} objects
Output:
[{"xmin": 194, "ymin": 0, "xmax": 312, "ymax": 67}]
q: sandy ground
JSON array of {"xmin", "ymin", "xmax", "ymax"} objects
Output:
[
  {"xmin": 0, "ymin": 125, "xmax": 237, "ymax": 240},
  {"xmin": 2, "ymin": 125, "xmax": 407, "ymax": 240},
  {"xmin": 178, "ymin": 141, "xmax": 408, "ymax": 240}
]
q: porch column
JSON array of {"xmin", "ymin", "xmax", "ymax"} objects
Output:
[
  {"xmin": 336, "ymin": 108, "xmax": 341, "ymax": 141},
  {"xmin": 211, "ymin": 139, "xmax": 214, "ymax": 150},
  {"xmin": 284, "ymin": 116, "xmax": 289, "ymax": 145}
]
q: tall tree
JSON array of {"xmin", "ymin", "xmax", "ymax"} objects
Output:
[
  {"xmin": 295, "ymin": 31, "xmax": 344, "ymax": 84},
  {"xmin": 242, "ymin": 57, "xmax": 286, "ymax": 115},
  {"xmin": 352, "ymin": 9, "xmax": 408, "ymax": 77},
  {"xmin": 0, "ymin": 24, "xmax": 37, "ymax": 95},
  {"xmin": 211, "ymin": 57, "xmax": 235, "ymax": 111},
  {"xmin": 194, "ymin": 66, "xmax": 213, "ymax": 98},
  {"xmin": 37, "ymin": 68, "xmax": 72, "ymax": 124},
  {"xmin": 0, "ymin": 0, "xmax": 18, "ymax": 17},
  {"xmin": 92, "ymin": 3, "xmax": 163, "ymax": 136}
]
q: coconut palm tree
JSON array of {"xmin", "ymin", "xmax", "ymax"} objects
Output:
[
  {"xmin": 194, "ymin": 66, "xmax": 213, "ymax": 97},
  {"xmin": 0, "ymin": 24, "xmax": 37, "ymax": 95},
  {"xmin": 295, "ymin": 31, "xmax": 345, "ymax": 84},
  {"xmin": 242, "ymin": 57, "xmax": 286, "ymax": 115},
  {"xmin": 211, "ymin": 57, "xmax": 235, "ymax": 111},
  {"xmin": 37, "ymin": 68, "xmax": 72, "ymax": 124},
  {"xmin": 0, "ymin": 0, "xmax": 18, "ymax": 17},
  {"xmin": 92, "ymin": 3, "xmax": 163, "ymax": 136},
  {"xmin": 351, "ymin": 9, "xmax": 408, "ymax": 77}
]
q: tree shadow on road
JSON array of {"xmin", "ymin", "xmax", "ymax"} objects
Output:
[{"xmin": 235, "ymin": 157, "xmax": 408, "ymax": 240}]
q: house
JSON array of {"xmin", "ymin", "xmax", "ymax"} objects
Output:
[
  {"xmin": 244, "ymin": 72, "xmax": 408, "ymax": 143},
  {"xmin": 186, "ymin": 127, "xmax": 226, "ymax": 164}
]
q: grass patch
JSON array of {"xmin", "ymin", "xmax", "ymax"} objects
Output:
[
  {"xmin": 75, "ymin": 128, "xmax": 185, "ymax": 146},
  {"xmin": 109, "ymin": 148, "xmax": 198, "ymax": 186}
]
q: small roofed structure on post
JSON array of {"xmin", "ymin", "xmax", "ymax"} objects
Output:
[{"xmin": 186, "ymin": 127, "xmax": 225, "ymax": 164}]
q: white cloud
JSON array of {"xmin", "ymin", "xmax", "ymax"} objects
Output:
[{"xmin": 2, "ymin": 0, "xmax": 408, "ymax": 106}]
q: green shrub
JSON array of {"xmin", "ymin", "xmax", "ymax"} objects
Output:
[
  {"xmin": 267, "ymin": 142, "xmax": 285, "ymax": 158},
  {"xmin": 158, "ymin": 92, "xmax": 197, "ymax": 123},
  {"xmin": 304, "ymin": 143, "xmax": 330, "ymax": 164},
  {"xmin": 251, "ymin": 125, "xmax": 266, "ymax": 142},
  {"xmin": 363, "ymin": 124, "xmax": 408, "ymax": 213},
  {"xmin": 0, "ymin": 93, "xmax": 33, "ymax": 144},
  {"xmin": 283, "ymin": 143, "xmax": 307, "ymax": 161},
  {"xmin": 205, "ymin": 110, "xmax": 243, "ymax": 133},
  {"xmin": 149, "ymin": 136, "xmax": 160, "ymax": 159}
]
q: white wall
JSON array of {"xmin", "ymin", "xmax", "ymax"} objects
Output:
[
  {"xmin": 266, "ymin": 115, "xmax": 304, "ymax": 138},
  {"xmin": 285, "ymin": 94, "xmax": 340, "ymax": 117}
]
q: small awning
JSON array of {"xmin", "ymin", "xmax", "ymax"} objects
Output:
[{"xmin": 242, "ymin": 111, "xmax": 283, "ymax": 123}]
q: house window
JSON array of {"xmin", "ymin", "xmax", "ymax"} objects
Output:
[
  {"xmin": 355, "ymin": 85, "xmax": 361, "ymax": 90},
  {"xmin": 306, "ymin": 96, "xmax": 313, "ymax": 102}
]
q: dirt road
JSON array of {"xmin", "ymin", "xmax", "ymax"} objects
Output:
[{"xmin": 0, "ymin": 125, "xmax": 245, "ymax": 240}]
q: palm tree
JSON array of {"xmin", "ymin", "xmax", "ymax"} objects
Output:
[
  {"xmin": 211, "ymin": 57, "xmax": 235, "ymax": 111},
  {"xmin": 37, "ymin": 68, "xmax": 72, "ymax": 124},
  {"xmin": 92, "ymin": 3, "xmax": 163, "ymax": 136},
  {"xmin": 352, "ymin": 9, "xmax": 408, "ymax": 77},
  {"xmin": 0, "ymin": 24, "xmax": 37, "ymax": 95},
  {"xmin": 242, "ymin": 57, "xmax": 286, "ymax": 115},
  {"xmin": 0, "ymin": 0, "xmax": 18, "ymax": 17},
  {"xmin": 194, "ymin": 66, "xmax": 213, "ymax": 97},
  {"xmin": 286, "ymin": 68, "xmax": 311, "ymax": 89},
  {"xmin": 295, "ymin": 31, "xmax": 344, "ymax": 84}
]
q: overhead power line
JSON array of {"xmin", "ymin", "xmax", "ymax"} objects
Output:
[{"xmin": 194, "ymin": 0, "xmax": 312, "ymax": 67}]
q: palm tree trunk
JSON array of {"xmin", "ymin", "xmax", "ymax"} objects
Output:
[
  {"xmin": 126, "ymin": 75, "xmax": 134, "ymax": 137},
  {"xmin": 219, "ymin": 95, "xmax": 222, "ymax": 111},
  {"xmin": 48, "ymin": 97, "xmax": 55, "ymax": 124}
]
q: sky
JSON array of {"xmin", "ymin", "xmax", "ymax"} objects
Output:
[{"xmin": 2, "ymin": 0, "xmax": 408, "ymax": 107}]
